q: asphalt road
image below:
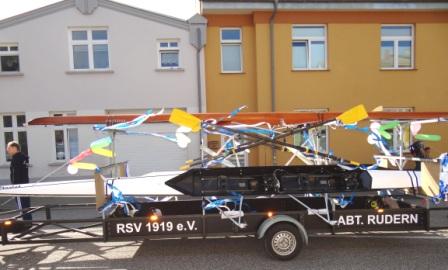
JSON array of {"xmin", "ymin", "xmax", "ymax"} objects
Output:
[
  {"xmin": 1, "ymin": 232, "xmax": 448, "ymax": 270},
  {"xmin": 1, "ymin": 198, "xmax": 448, "ymax": 270}
]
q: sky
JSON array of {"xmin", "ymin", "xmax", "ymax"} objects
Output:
[{"xmin": 0, "ymin": 0, "xmax": 199, "ymax": 20}]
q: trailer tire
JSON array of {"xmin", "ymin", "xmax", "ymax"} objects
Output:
[{"xmin": 264, "ymin": 223, "xmax": 303, "ymax": 260}]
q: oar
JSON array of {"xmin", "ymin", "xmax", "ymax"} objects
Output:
[
  {"xmin": 172, "ymin": 104, "xmax": 367, "ymax": 149},
  {"xmin": 207, "ymin": 105, "xmax": 368, "ymax": 163},
  {"xmin": 206, "ymin": 123, "xmax": 363, "ymax": 166},
  {"xmin": 170, "ymin": 105, "xmax": 368, "ymax": 167}
]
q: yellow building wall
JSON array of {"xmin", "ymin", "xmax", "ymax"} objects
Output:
[
  {"xmin": 204, "ymin": 26, "xmax": 257, "ymax": 113},
  {"xmin": 204, "ymin": 12, "xmax": 448, "ymax": 166}
]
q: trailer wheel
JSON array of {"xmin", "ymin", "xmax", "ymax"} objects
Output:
[{"xmin": 264, "ymin": 223, "xmax": 303, "ymax": 260}]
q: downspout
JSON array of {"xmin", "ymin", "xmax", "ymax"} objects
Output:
[
  {"xmin": 270, "ymin": 0, "xmax": 279, "ymax": 165},
  {"xmin": 188, "ymin": 15, "xmax": 206, "ymax": 166},
  {"xmin": 195, "ymin": 27, "xmax": 205, "ymax": 166},
  {"xmin": 196, "ymin": 27, "xmax": 203, "ymax": 113}
]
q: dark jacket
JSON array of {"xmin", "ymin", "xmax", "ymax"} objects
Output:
[{"xmin": 10, "ymin": 152, "xmax": 29, "ymax": 184}]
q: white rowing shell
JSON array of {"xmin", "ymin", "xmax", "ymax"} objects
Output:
[
  {"xmin": 0, "ymin": 171, "xmax": 183, "ymax": 197},
  {"xmin": 0, "ymin": 170, "xmax": 427, "ymax": 197}
]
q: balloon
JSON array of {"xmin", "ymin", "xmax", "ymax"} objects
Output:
[
  {"xmin": 90, "ymin": 137, "xmax": 112, "ymax": 149},
  {"xmin": 367, "ymin": 134, "xmax": 379, "ymax": 145},
  {"xmin": 414, "ymin": 134, "xmax": 441, "ymax": 142},
  {"xmin": 378, "ymin": 130, "xmax": 392, "ymax": 140},
  {"xmin": 91, "ymin": 147, "xmax": 114, "ymax": 157},
  {"xmin": 176, "ymin": 132, "xmax": 191, "ymax": 148},
  {"xmin": 410, "ymin": 122, "xmax": 422, "ymax": 136},
  {"xmin": 370, "ymin": 122, "xmax": 381, "ymax": 133},
  {"xmin": 177, "ymin": 126, "xmax": 192, "ymax": 133},
  {"xmin": 69, "ymin": 149, "xmax": 93, "ymax": 164},
  {"xmin": 72, "ymin": 162, "xmax": 97, "ymax": 170},
  {"xmin": 67, "ymin": 164, "xmax": 79, "ymax": 175},
  {"xmin": 378, "ymin": 121, "xmax": 399, "ymax": 140}
]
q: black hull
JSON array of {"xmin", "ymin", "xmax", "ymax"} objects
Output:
[{"xmin": 166, "ymin": 165, "xmax": 372, "ymax": 196}]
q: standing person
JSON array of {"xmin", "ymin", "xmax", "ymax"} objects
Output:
[{"xmin": 6, "ymin": 141, "xmax": 32, "ymax": 221}]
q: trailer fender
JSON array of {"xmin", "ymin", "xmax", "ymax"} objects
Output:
[{"xmin": 257, "ymin": 215, "xmax": 308, "ymax": 245}]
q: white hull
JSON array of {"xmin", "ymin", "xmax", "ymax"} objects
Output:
[
  {"xmin": 0, "ymin": 171, "xmax": 183, "ymax": 197},
  {"xmin": 0, "ymin": 170, "xmax": 427, "ymax": 198},
  {"xmin": 368, "ymin": 170, "xmax": 421, "ymax": 189}
]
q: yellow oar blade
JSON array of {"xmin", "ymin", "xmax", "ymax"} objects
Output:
[
  {"xmin": 91, "ymin": 147, "xmax": 114, "ymax": 158},
  {"xmin": 336, "ymin": 104, "xmax": 368, "ymax": 125},
  {"xmin": 72, "ymin": 162, "xmax": 98, "ymax": 170},
  {"xmin": 169, "ymin": 109, "xmax": 201, "ymax": 132},
  {"xmin": 372, "ymin": 105, "xmax": 384, "ymax": 112}
]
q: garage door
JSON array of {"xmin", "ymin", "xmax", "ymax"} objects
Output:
[{"xmin": 107, "ymin": 110, "xmax": 189, "ymax": 176}]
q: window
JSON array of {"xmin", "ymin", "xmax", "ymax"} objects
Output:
[
  {"xmin": 69, "ymin": 29, "xmax": 109, "ymax": 70},
  {"xmin": 1, "ymin": 114, "xmax": 28, "ymax": 162},
  {"xmin": 0, "ymin": 44, "xmax": 20, "ymax": 72},
  {"xmin": 220, "ymin": 28, "xmax": 242, "ymax": 73},
  {"xmin": 381, "ymin": 25, "xmax": 414, "ymax": 69},
  {"xmin": 51, "ymin": 112, "xmax": 79, "ymax": 161},
  {"xmin": 381, "ymin": 107, "xmax": 414, "ymax": 153},
  {"xmin": 158, "ymin": 41, "xmax": 180, "ymax": 68},
  {"xmin": 293, "ymin": 109, "xmax": 329, "ymax": 154},
  {"xmin": 292, "ymin": 26, "xmax": 327, "ymax": 70}
]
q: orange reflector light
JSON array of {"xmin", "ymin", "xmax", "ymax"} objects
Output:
[
  {"xmin": 149, "ymin": 214, "xmax": 159, "ymax": 222},
  {"xmin": 267, "ymin": 211, "xmax": 274, "ymax": 218},
  {"xmin": 4, "ymin": 220, "xmax": 12, "ymax": 226},
  {"xmin": 377, "ymin": 209, "xmax": 384, "ymax": 214}
]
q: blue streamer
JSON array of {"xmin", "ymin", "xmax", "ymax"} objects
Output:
[
  {"xmin": 432, "ymin": 179, "xmax": 448, "ymax": 204},
  {"xmin": 229, "ymin": 105, "xmax": 247, "ymax": 118},
  {"xmin": 203, "ymin": 192, "xmax": 243, "ymax": 212},
  {"xmin": 344, "ymin": 124, "xmax": 395, "ymax": 154},
  {"xmin": 336, "ymin": 193, "xmax": 355, "ymax": 208},
  {"xmin": 441, "ymin": 153, "xmax": 448, "ymax": 172},
  {"xmin": 239, "ymin": 128, "xmax": 275, "ymax": 137},
  {"xmin": 98, "ymin": 109, "xmax": 153, "ymax": 132},
  {"xmin": 98, "ymin": 184, "xmax": 139, "ymax": 217}
]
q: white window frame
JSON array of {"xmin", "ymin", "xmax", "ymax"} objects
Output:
[
  {"xmin": 68, "ymin": 27, "xmax": 111, "ymax": 71},
  {"xmin": 293, "ymin": 108, "xmax": 329, "ymax": 154},
  {"xmin": 157, "ymin": 40, "xmax": 181, "ymax": 69},
  {"xmin": 0, "ymin": 113, "xmax": 27, "ymax": 163},
  {"xmin": 0, "ymin": 43, "xmax": 20, "ymax": 73},
  {"xmin": 220, "ymin": 28, "xmax": 243, "ymax": 73},
  {"xmin": 380, "ymin": 24, "xmax": 414, "ymax": 70},
  {"xmin": 50, "ymin": 112, "xmax": 78, "ymax": 162},
  {"xmin": 380, "ymin": 107, "xmax": 414, "ymax": 153},
  {"xmin": 291, "ymin": 25, "xmax": 327, "ymax": 71}
]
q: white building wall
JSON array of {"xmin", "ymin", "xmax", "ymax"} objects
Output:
[{"xmin": 0, "ymin": 4, "xmax": 204, "ymax": 183}]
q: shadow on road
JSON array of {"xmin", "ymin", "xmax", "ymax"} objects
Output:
[{"xmin": 0, "ymin": 236, "xmax": 448, "ymax": 270}]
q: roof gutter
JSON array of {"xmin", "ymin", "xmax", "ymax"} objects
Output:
[{"xmin": 201, "ymin": 2, "xmax": 448, "ymax": 12}]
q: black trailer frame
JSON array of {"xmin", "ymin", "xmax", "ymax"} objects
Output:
[{"xmin": 1, "ymin": 193, "xmax": 448, "ymax": 260}]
